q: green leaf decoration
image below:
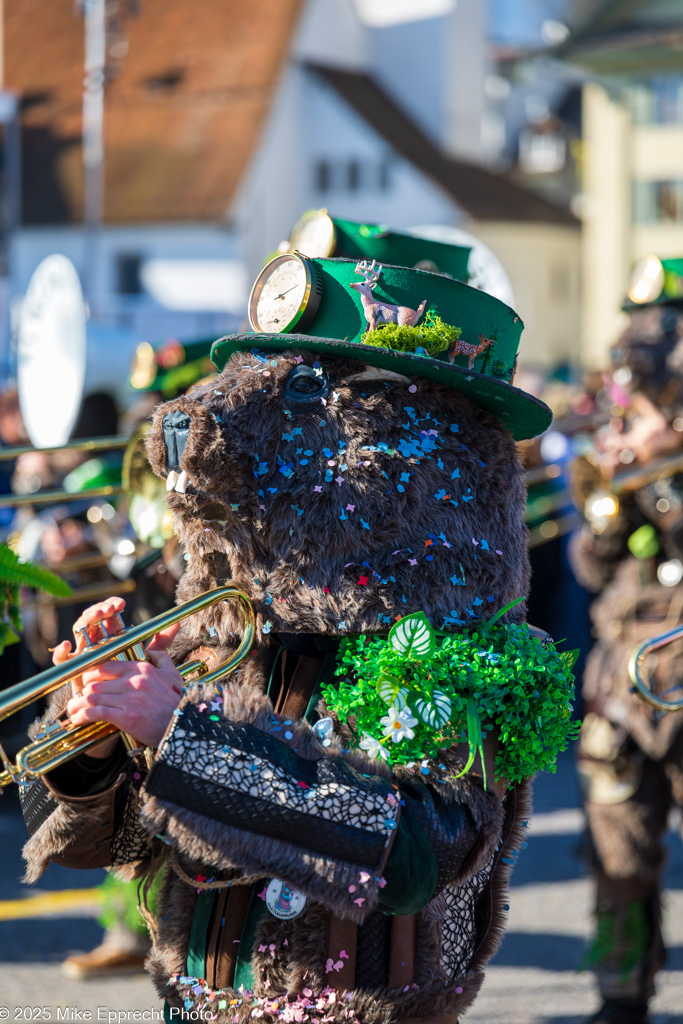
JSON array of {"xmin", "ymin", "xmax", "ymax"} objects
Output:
[
  {"xmin": 377, "ymin": 675, "xmax": 408, "ymax": 708},
  {"xmin": 388, "ymin": 612, "xmax": 436, "ymax": 660},
  {"xmin": 324, "ymin": 608, "xmax": 580, "ymax": 783},
  {"xmin": 560, "ymin": 649, "xmax": 580, "ymax": 672},
  {"xmin": 480, "ymin": 597, "xmax": 524, "ymax": 633},
  {"xmin": 414, "ymin": 689, "xmax": 452, "ymax": 727},
  {"xmin": 0, "ymin": 542, "xmax": 72, "ymax": 656}
]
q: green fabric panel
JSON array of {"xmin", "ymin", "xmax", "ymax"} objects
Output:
[
  {"xmin": 332, "ymin": 220, "xmax": 471, "ymax": 281},
  {"xmin": 186, "ymin": 890, "xmax": 214, "ymax": 979},
  {"xmin": 211, "ymin": 332, "xmax": 552, "ymax": 442},
  {"xmin": 232, "ymin": 887, "xmax": 265, "ymax": 993},
  {"xmin": 377, "ymin": 790, "xmax": 438, "ymax": 917}
]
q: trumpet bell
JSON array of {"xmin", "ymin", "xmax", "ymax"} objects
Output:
[
  {"xmin": 629, "ymin": 623, "xmax": 683, "ymax": 714},
  {"xmin": 122, "ymin": 424, "xmax": 175, "ymax": 548}
]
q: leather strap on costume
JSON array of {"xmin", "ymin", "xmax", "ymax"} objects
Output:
[
  {"xmin": 274, "ymin": 652, "xmax": 324, "ymax": 719},
  {"xmin": 325, "ymin": 914, "xmax": 358, "ymax": 990},
  {"xmin": 205, "ymin": 884, "xmax": 252, "ymax": 989},
  {"xmin": 387, "ymin": 914, "xmax": 416, "ymax": 989}
]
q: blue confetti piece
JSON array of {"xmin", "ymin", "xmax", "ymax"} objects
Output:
[
  {"xmin": 339, "ymin": 509, "xmax": 348, "ymax": 520},
  {"xmin": 450, "ymin": 423, "xmax": 459, "ymax": 432},
  {"xmin": 400, "ymin": 472, "xmax": 410, "ymax": 482},
  {"xmin": 325, "ymin": 470, "xmax": 333, "ymax": 482},
  {"xmin": 481, "ymin": 539, "xmax": 490, "ymax": 550},
  {"xmin": 323, "ymin": 448, "xmax": 333, "ymax": 457},
  {"xmin": 473, "ymin": 597, "xmax": 483, "ymax": 606},
  {"xmin": 437, "ymin": 458, "xmax": 444, "ymax": 469},
  {"xmin": 290, "ymin": 505, "xmax": 304, "ymax": 516},
  {"xmin": 304, "ymin": 449, "xmax": 313, "ymax": 456},
  {"xmin": 319, "ymin": 419, "xmax": 326, "ymax": 426},
  {"xmin": 265, "ymin": 594, "xmax": 272, "ymax": 605},
  {"xmin": 479, "ymin": 459, "xmax": 486, "ymax": 468},
  {"xmin": 361, "ymin": 519, "xmax": 370, "ymax": 529},
  {"xmin": 300, "ymin": 459, "xmax": 308, "ymax": 465},
  {"xmin": 262, "ymin": 620, "xmax": 272, "ymax": 634},
  {"xmin": 338, "ymin": 620, "xmax": 347, "ymax": 629},
  {"xmin": 434, "ymin": 488, "xmax": 447, "ymax": 500},
  {"xmin": 426, "ymin": 554, "xmax": 433, "ymax": 561},
  {"xmin": 451, "ymin": 468, "xmax": 460, "ymax": 479},
  {"xmin": 397, "ymin": 484, "xmax": 404, "ymax": 493}
]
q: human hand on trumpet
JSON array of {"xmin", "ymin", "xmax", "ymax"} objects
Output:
[
  {"xmin": 597, "ymin": 395, "xmax": 682, "ymax": 477},
  {"xmin": 52, "ymin": 596, "xmax": 184, "ymax": 756}
]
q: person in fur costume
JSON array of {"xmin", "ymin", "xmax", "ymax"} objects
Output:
[
  {"xmin": 572, "ymin": 279, "xmax": 683, "ymax": 1024},
  {"xmin": 19, "ymin": 255, "xmax": 571, "ymax": 1024}
]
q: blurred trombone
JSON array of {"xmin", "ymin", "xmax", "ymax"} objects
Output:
[{"xmin": 629, "ymin": 623, "xmax": 683, "ymax": 713}]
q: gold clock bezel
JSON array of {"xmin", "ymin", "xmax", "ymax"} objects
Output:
[
  {"xmin": 288, "ymin": 208, "xmax": 337, "ymax": 259},
  {"xmin": 248, "ymin": 252, "xmax": 323, "ymax": 333}
]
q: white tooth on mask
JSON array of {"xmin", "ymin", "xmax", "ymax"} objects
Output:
[
  {"xmin": 175, "ymin": 470, "xmax": 189, "ymax": 493},
  {"xmin": 166, "ymin": 470, "xmax": 178, "ymax": 491}
]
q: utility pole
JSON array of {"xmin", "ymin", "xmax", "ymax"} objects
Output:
[{"xmin": 81, "ymin": 0, "xmax": 105, "ymax": 314}]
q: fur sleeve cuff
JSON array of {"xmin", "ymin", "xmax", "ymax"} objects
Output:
[{"xmin": 141, "ymin": 701, "xmax": 400, "ymax": 921}]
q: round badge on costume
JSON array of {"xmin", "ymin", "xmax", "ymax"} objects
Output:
[{"xmin": 265, "ymin": 879, "xmax": 307, "ymax": 920}]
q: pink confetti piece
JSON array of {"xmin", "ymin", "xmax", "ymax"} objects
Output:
[
  {"xmin": 353, "ymin": 897, "xmax": 365, "ymax": 906},
  {"xmin": 408, "ymin": 384, "xmax": 417, "ymax": 392},
  {"xmin": 339, "ymin": 950, "xmax": 349, "ymax": 959},
  {"xmin": 359, "ymin": 872, "xmax": 370, "ymax": 883},
  {"xmin": 348, "ymin": 885, "xmax": 356, "ymax": 893},
  {"xmin": 295, "ymin": 355, "xmax": 304, "ymax": 364},
  {"xmin": 346, "ymin": 504, "xmax": 355, "ymax": 511},
  {"xmin": 198, "ymin": 703, "xmax": 207, "ymax": 712},
  {"xmin": 377, "ymin": 877, "xmax": 387, "ymax": 888},
  {"xmin": 313, "ymin": 485, "xmax": 322, "ymax": 492}
]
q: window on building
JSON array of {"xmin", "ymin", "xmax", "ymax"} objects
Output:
[
  {"xmin": 633, "ymin": 180, "xmax": 683, "ymax": 223},
  {"xmin": 313, "ymin": 156, "xmax": 392, "ymax": 194},
  {"xmin": 625, "ymin": 76, "xmax": 683, "ymax": 125},
  {"xmin": 117, "ymin": 253, "xmax": 143, "ymax": 294}
]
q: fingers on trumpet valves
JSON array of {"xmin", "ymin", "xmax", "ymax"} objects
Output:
[{"xmin": 72, "ymin": 596, "xmax": 128, "ymax": 647}]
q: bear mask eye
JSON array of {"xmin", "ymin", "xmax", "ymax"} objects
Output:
[{"xmin": 283, "ymin": 365, "xmax": 330, "ymax": 412}]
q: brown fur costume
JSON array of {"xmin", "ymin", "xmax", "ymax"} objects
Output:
[{"xmin": 22, "ymin": 345, "xmax": 534, "ymax": 1024}]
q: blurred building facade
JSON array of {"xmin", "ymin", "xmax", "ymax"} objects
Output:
[
  {"xmin": 2, "ymin": 0, "xmax": 583, "ymax": 380},
  {"xmin": 556, "ymin": 0, "xmax": 683, "ymax": 367}
]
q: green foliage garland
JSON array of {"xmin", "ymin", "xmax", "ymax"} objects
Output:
[
  {"xmin": 360, "ymin": 307, "xmax": 461, "ymax": 357},
  {"xmin": 0, "ymin": 542, "xmax": 72, "ymax": 653},
  {"xmin": 322, "ymin": 604, "xmax": 580, "ymax": 784}
]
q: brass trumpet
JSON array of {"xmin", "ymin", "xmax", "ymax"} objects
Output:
[
  {"xmin": 629, "ymin": 623, "xmax": 683, "ymax": 714},
  {"xmin": 0, "ymin": 585, "xmax": 255, "ymax": 789},
  {"xmin": 571, "ymin": 450, "xmax": 683, "ymax": 534}
]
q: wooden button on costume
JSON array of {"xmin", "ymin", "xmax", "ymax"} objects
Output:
[{"xmin": 21, "ymin": 252, "xmax": 576, "ymax": 1023}]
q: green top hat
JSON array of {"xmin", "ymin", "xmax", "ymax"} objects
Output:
[
  {"xmin": 212, "ymin": 256, "xmax": 551, "ymax": 441},
  {"xmin": 130, "ymin": 338, "xmax": 216, "ymax": 397},
  {"xmin": 289, "ymin": 210, "xmax": 471, "ymax": 281},
  {"xmin": 625, "ymin": 255, "xmax": 683, "ymax": 308}
]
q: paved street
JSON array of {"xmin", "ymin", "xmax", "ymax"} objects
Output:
[{"xmin": 1, "ymin": 751, "xmax": 683, "ymax": 1022}]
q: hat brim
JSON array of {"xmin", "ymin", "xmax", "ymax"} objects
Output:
[{"xmin": 211, "ymin": 333, "xmax": 552, "ymax": 441}]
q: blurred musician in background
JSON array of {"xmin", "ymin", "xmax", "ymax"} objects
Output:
[{"xmin": 571, "ymin": 282, "xmax": 683, "ymax": 1024}]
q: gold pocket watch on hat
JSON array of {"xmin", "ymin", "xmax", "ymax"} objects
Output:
[{"xmin": 248, "ymin": 252, "xmax": 323, "ymax": 333}]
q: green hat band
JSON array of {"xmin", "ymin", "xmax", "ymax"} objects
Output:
[{"xmin": 297, "ymin": 257, "xmax": 520, "ymax": 381}]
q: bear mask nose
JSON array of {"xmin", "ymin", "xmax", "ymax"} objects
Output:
[{"xmin": 162, "ymin": 410, "xmax": 191, "ymax": 472}]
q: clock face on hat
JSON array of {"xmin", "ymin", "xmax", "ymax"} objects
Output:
[{"xmin": 248, "ymin": 253, "xmax": 322, "ymax": 333}]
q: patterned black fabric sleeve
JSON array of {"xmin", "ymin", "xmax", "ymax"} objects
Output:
[{"xmin": 142, "ymin": 702, "xmax": 401, "ymax": 921}]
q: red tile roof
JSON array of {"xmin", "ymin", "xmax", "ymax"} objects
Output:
[{"xmin": 5, "ymin": 0, "xmax": 305, "ymax": 223}]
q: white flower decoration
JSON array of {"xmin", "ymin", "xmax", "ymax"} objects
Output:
[
  {"xmin": 381, "ymin": 704, "xmax": 418, "ymax": 744},
  {"xmin": 359, "ymin": 733, "xmax": 389, "ymax": 760}
]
